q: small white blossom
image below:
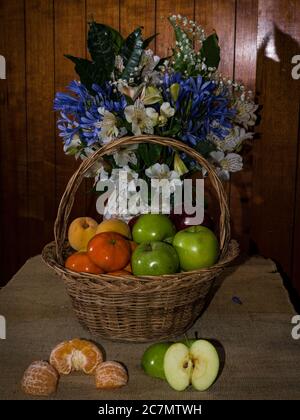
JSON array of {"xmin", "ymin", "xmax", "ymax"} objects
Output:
[
  {"xmin": 210, "ymin": 126, "xmax": 254, "ymax": 152},
  {"xmin": 158, "ymin": 102, "xmax": 175, "ymax": 126},
  {"xmin": 210, "ymin": 151, "xmax": 243, "ymax": 180},
  {"xmin": 63, "ymin": 133, "xmax": 81, "ymax": 155},
  {"xmin": 234, "ymin": 98, "xmax": 258, "ymax": 128},
  {"xmin": 145, "ymin": 163, "xmax": 182, "ymax": 193},
  {"xmin": 98, "ymin": 107, "xmax": 119, "ymax": 144},
  {"xmin": 113, "ymin": 144, "xmax": 138, "ymax": 167},
  {"xmin": 102, "ymin": 167, "xmax": 142, "ymax": 221},
  {"xmin": 161, "ymin": 102, "xmax": 175, "ymax": 117},
  {"xmin": 124, "ymin": 99, "xmax": 158, "ymax": 135}
]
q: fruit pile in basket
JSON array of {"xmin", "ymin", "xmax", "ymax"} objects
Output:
[{"xmin": 65, "ymin": 212, "xmax": 219, "ymax": 276}]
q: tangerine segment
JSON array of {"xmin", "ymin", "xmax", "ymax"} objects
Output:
[
  {"xmin": 95, "ymin": 361, "xmax": 128, "ymax": 389},
  {"xmin": 65, "ymin": 252, "xmax": 105, "ymax": 274},
  {"xmin": 50, "ymin": 338, "xmax": 103, "ymax": 375},
  {"xmin": 88, "ymin": 232, "xmax": 131, "ymax": 272},
  {"xmin": 21, "ymin": 361, "xmax": 59, "ymax": 396}
]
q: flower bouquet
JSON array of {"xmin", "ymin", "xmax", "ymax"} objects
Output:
[{"xmin": 54, "ymin": 15, "xmax": 258, "ymax": 220}]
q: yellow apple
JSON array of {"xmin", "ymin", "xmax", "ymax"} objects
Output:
[
  {"xmin": 68, "ymin": 217, "xmax": 98, "ymax": 251},
  {"xmin": 96, "ymin": 218, "xmax": 131, "ymax": 239}
]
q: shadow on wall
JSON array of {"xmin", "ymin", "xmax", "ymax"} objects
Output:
[{"xmin": 249, "ymin": 24, "xmax": 300, "ymax": 309}]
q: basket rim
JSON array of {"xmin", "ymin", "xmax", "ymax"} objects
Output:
[{"xmin": 42, "ymin": 239, "xmax": 239, "ymax": 287}]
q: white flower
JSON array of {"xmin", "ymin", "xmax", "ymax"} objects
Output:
[
  {"xmin": 113, "ymin": 144, "xmax": 138, "ymax": 167},
  {"xmin": 145, "ymin": 163, "xmax": 182, "ymax": 193},
  {"xmin": 124, "ymin": 100, "xmax": 158, "ymax": 135},
  {"xmin": 210, "ymin": 126, "xmax": 254, "ymax": 152},
  {"xmin": 160, "ymin": 102, "xmax": 175, "ymax": 118},
  {"xmin": 102, "ymin": 167, "xmax": 143, "ymax": 221},
  {"xmin": 63, "ymin": 133, "xmax": 82, "ymax": 155},
  {"xmin": 145, "ymin": 163, "xmax": 180, "ymax": 180},
  {"xmin": 234, "ymin": 98, "xmax": 258, "ymax": 129},
  {"xmin": 140, "ymin": 50, "xmax": 160, "ymax": 74},
  {"xmin": 158, "ymin": 102, "xmax": 175, "ymax": 126},
  {"xmin": 98, "ymin": 107, "xmax": 119, "ymax": 144},
  {"xmin": 117, "ymin": 80, "xmax": 144, "ymax": 101},
  {"xmin": 79, "ymin": 144, "xmax": 108, "ymax": 180},
  {"xmin": 108, "ymin": 166, "xmax": 139, "ymax": 197},
  {"xmin": 209, "ymin": 151, "xmax": 243, "ymax": 181}
]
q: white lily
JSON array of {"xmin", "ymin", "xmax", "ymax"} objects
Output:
[
  {"xmin": 211, "ymin": 126, "xmax": 254, "ymax": 152},
  {"xmin": 113, "ymin": 144, "xmax": 138, "ymax": 167},
  {"xmin": 209, "ymin": 151, "xmax": 243, "ymax": 181},
  {"xmin": 158, "ymin": 102, "xmax": 175, "ymax": 126},
  {"xmin": 124, "ymin": 99, "xmax": 158, "ymax": 135},
  {"xmin": 145, "ymin": 163, "xmax": 182, "ymax": 193},
  {"xmin": 98, "ymin": 107, "xmax": 119, "ymax": 144},
  {"xmin": 102, "ymin": 167, "xmax": 142, "ymax": 221},
  {"xmin": 234, "ymin": 98, "xmax": 258, "ymax": 129}
]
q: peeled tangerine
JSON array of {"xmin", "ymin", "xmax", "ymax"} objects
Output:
[
  {"xmin": 21, "ymin": 361, "xmax": 59, "ymax": 396},
  {"xmin": 50, "ymin": 338, "xmax": 103, "ymax": 375},
  {"xmin": 95, "ymin": 361, "xmax": 128, "ymax": 389}
]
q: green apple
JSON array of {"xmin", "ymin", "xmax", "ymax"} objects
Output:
[
  {"xmin": 163, "ymin": 340, "xmax": 219, "ymax": 391},
  {"xmin": 179, "ymin": 338, "xmax": 197, "ymax": 348},
  {"xmin": 141, "ymin": 342, "xmax": 172, "ymax": 379},
  {"xmin": 164, "ymin": 236, "xmax": 175, "ymax": 244},
  {"xmin": 172, "ymin": 226, "xmax": 219, "ymax": 271},
  {"xmin": 132, "ymin": 214, "xmax": 176, "ymax": 244},
  {"xmin": 132, "ymin": 241, "xmax": 179, "ymax": 276}
]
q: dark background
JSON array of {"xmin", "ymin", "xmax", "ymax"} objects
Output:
[{"xmin": 0, "ymin": 0, "xmax": 300, "ymax": 299}]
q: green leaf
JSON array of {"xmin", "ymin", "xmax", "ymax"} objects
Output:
[
  {"xmin": 87, "ymin": 22, "xmax": 115, "ymax": 80},
  {"xmin": 195, "ymin": 141, "xmax": 215, "ymax": 158},
  {"xmin": 88, "ymin": 21, "xmax": 123, "ymax": 55},
  {"xmin": 137, "ymin": 143, "xmax": 163, "ymax": 167},
  {"xmin": 200, "ymin": 33, "xmax": 220, "ymax": 69},
  {"xmin": 120, "ymin": 27, "xmax": 144, "ymax": 79},
  {"xmin": 142, "ymin": 33, "xmax": 158, "ymax": 49},
  {"xmin": 64, "ymin": 55, "xmax": 106, "ymax": 92}
]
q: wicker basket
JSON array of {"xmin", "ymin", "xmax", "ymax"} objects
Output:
[{"xmin": 42, "ymin": 135, "xmax": 239, "ymax": 342}]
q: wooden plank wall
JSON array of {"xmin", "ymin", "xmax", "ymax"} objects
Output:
[{"xmin": 0, "ymin": 0, "xmax": 300, "ymax": 297}]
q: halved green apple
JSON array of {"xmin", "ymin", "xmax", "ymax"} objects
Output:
[
  {"xmin": 141, "ymin": 342, "xmax": 172, "ymax": 380},
  {"xmin": 163, "ymin": 340, "xmax": 219, "ymax": 391}
]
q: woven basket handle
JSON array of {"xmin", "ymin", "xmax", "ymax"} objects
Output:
[{"xmin": 54, "ymin": 135, "xmax": 231, "ymax": 264}]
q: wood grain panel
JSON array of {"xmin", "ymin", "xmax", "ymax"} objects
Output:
[
  {"xmin": 252, "ymin": 0, "xmax": 300, "ymax": 276},
  {"xmin": 86, "ymin": 0, "xmax": 120, "ymax": 28},
  {"xmin": 54, "ymin": 0, "xmax": 86, "ymax": 216},
  {"xmin": 292, "ymin": 111, "xmax": 300, "ymax": 296},
  {"xmin": 120, "ymin": 0, "xmax": 155, "ymax": 40},
  {"xmin": 230, "ymin": 0, "xmax": 258, "ymax": 251},
  {"xmin": 155, "ymin": 0, "xmax": 195, "ymax": 57},
  {"xmin": 0, "ymin": 0, "xmax": 28, "ymax": 281},
  {"xmin": 195, "ymin": 0, "xmax": 236, "ymax": 77},
  {"xmin": 25, "ymin": 0, "xmax": 55, "ymax": 255}
]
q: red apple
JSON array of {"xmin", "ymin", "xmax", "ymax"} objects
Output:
[
  {"xmin": 128, "ymin": 215, "xmax": 140, "ymax": 231},
  {"xmin": 170, "ymin": 207, "xmax": 214, "ymax": 231}
]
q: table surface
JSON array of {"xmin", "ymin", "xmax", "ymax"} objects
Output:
[{"xmin": 0, "ymin": 255, "xmax": 299, "ymax": 400}]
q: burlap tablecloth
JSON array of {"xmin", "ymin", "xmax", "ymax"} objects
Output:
[{"xmin": 0, "ymin": 255, "xmax": 299, "ymax": 400}]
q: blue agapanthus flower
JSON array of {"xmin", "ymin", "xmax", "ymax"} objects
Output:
[
  {"xmin": 54, "ymin": 81, "xmax": 127, "ymax": 147},
  {"xmin": 161, "ymin": 73, "xmax": 236, "ymax": 146}
]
